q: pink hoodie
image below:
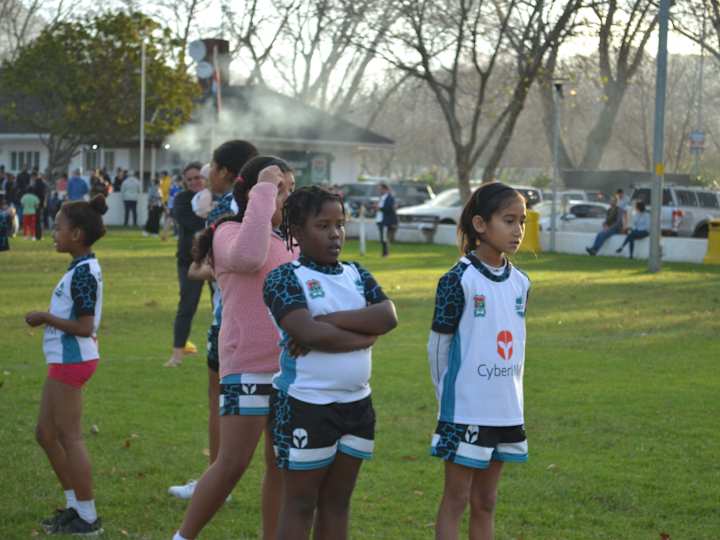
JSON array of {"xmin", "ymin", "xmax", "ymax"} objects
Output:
[{"xmin": 213, "ymin": 182, "xmax": 294, "ymax": 378}]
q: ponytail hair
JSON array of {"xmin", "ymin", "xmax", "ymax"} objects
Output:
[
  {"xmin": 191, "ymin": 155, "xmax": 291, "ymax": 264},
  {"xmin": 458, "ymin": 182, "xmax": 522, "ymax": 254},
  {"xmin": 60, "ymin": 194, "xmax": 108, "ymax": 246}
]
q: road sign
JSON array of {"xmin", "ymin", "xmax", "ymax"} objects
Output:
[{"xmin": 689, "ymin": 130, "xmax": 705, "ymax": 154}]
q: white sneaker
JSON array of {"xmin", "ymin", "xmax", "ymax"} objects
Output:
[
  {"xmin": 168, "ymin": 480, "xmax": 197, "ymax": 499},
  {"xmin": 168, "ymin": 480, "xmax": 232, "ymax": 502}
]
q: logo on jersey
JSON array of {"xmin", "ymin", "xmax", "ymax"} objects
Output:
[
  {"xmin": 306, "ymin": 279, "xmax": 325, "ymax": 299},
  {"xmin": 355, "ymin": 279, "xmax": 364, "ymax": 295},
  {"xmin": 497, "ymin": 330, "xmax": 513, "ymax": 360},
  {"xmin": 515, "ymin": 296, "xmax": 525, "ymax": 318},
  {"xmin": 54, "ymin": 282, "xmax": 65, "ymax": 298},
  {"xmin": 465, "ymin": 425, "xmax": 479, "ymax": 444},
  {"xmin": 242, "ymin": 384, "xmax": 257, "ymax": 395},
  {"xmin": 292, "ymin": 428, "xmax": 309, "ymax": 448},
  {"xmin": 473, "ymin": 295, "xmax": 486, "ymax": 317}
]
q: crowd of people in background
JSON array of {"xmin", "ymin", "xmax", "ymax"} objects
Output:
[{"xmin": 0, "ymin": 165, "xmax": 188, "ymax": 250}]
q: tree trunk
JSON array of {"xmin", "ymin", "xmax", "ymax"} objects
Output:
[
  {"xmin": 456, "ymin": 152, "xmax": 472, "ymax": 203},
  {"xmin": 540, "ymin": 82, "xmax": 575, "ymax": 171},
  {"xmin": 579, "ymin": 82, "xmax": 626, "ymax": 170},
  {"xmin": 482, "ymin": 82, "xmax": 532, "ymax": 183},
  {"xmin": 44, "ymin": 134, "xmax": 80, "ymax": 184}
]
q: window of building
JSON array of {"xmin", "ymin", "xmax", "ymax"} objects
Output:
[
  {"xmin": 10, "ymin": 151, "xmax": 40, "ymax": 171},
  {"xmin": 84, "ymin": 149, "xmax": 115, "ymax": 171}
]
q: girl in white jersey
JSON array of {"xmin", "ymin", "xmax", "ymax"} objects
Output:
[
  {"xmin": 428, "ymin": 183, "xmax": 529, "ymax": 540},
  {"xmin": 263, "ymin": 186, "xmax": 398, "ymax": 540},
  {"xmin": 25, "ymin": 195, "xmax": 107, "ymax": 536}
]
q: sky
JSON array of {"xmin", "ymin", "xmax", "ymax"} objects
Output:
[{"xmin": 38, "ymin": 0, "xmax": 706, "ymax": 86}]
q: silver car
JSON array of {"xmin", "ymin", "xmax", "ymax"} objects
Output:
[{"xmin": 535, "ymin": 200, "xmax": 610, "ymax": 233}]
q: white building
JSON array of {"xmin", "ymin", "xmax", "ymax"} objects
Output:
[{"xmin": 0, "ymin": 84, "xmax": 394, "ymax": 188}]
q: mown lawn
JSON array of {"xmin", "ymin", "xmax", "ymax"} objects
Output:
[{"xmin": 1, "ymin": 230, "xmax": 718, "ymax": 539}]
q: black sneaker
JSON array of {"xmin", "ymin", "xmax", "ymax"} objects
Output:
[
  {"xmin": 41, "ymin": 507, "xmax": 76, "ymax": 532},
  {"xmin": 52, "ymin": 512, "xmax": 103, "ymax": 536}
]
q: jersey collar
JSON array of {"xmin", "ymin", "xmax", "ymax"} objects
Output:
[
  {"xmin": 68, "ymin": 253, "xmax": 95, "ymax": 271},
  {"xmin": 465, "ymin": 252, "xmax": 511, "ymax": 282},
  {"xmin": 298, "ymin": 254, "xmax": 343, "ymax": 275}
]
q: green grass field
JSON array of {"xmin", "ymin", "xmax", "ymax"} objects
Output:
[{"xmin": 1, "ymin": 230, "xmax": 719, "ymax": 539}]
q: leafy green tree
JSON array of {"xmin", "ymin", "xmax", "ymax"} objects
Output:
[{"xmin": 0, "ymin": 11, "xmax": 198, "ymax": 178}]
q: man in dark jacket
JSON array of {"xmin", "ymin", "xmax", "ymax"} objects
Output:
[
  {"xmin": 166, "ymin": 162, "xmax": 208, "ymax": 367},
  {"xmin": 31, "ymin": 173, "xmax": 48, "ymax": 239},
  {"xmin": 376, "ymin": 182, "xmax": 398, "ymax": 257}
]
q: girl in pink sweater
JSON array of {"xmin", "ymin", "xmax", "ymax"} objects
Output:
[{"xmin": 173, "ymin": 157, "xmax": 295, "ymax": 540}]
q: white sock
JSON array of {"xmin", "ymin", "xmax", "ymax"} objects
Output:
[
  {"xmin": 173, "ymin": 532, "xmax": 190, "ymax": 540},
  {"xmin": 75, "ymin": 499, "xmax": 97, "ymax": 523},
  {"xmin": 64, "ymin": 489, "xmax": 77, "ymax": 510}
]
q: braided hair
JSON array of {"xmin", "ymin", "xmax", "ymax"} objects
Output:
[
  {"xmin": 192, "ymin": 155, "xmax": 291, "ymax": 264},
  {"xmin": 280, "ymin": 185, "xmax": 345, "ymax": 252}
]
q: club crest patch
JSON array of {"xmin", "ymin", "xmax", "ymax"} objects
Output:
[
  {"xmin": 306, "ymin": 279, "xmax": 325, "ymax": 299},
  {"xmin": 473, "ymin": 295, "xmax": 486, "ymax": 317}
]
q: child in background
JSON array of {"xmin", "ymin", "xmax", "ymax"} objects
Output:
[
  {"xmin": 0, "ymin": 194, "xmax": 15, "ymax": 251},
  {"xmin": 263, "ymin": 186, "xmax": 398, "ymax": 540},
  {"xmin": 25, "ymin": 195, "xmax": 108, "ymax": 536},
  {"xmin": 428, "ymin": 182, "xmax": 530, "ymax": 540},
  {"xmin": 21, "ymin": 188, "xmax": 40, "ymax": 239}
]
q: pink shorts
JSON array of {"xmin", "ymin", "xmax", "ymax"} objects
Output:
[{"xmin": 47, "ymin": 360, "xmax": 98, "ymax": 388}]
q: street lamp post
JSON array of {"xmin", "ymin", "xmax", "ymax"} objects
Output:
[
  {"xmin": 550, "ymin": 82, "xmax": 564, "ymax": 252},
  {"xmin": 139, "ymin": 38, "xmax": 146, "ymax": 188},
  {"xmin": 649, "ymin": 0, "xmax": 671, "ymax": 273}
]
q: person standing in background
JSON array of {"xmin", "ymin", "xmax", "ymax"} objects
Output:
[
  {"xmin": 143, "ymin": 179, "xmax": 164, "ymax": 237},
  {"xmin": 165, "ymin": 164, "xmax": 209, "ymax": 369},
  {"xmin": 32, "ymin": 172, "xmax": 48, "ymax": 240},
  {"xmin": 162, "ymin": 175, "xmax": 183, "ymax": 241},
  {"xmin": 67, "ymin": 170, "xmax": 89, "ymax": 202},
  {"xmin": 20, "ymin": 187, "xmax": 40, "ymax": 239},
  {"xmin": 56, "ymin": 174, "xmax": 68, "ymax": 200},
  {"xmin": 113, "ymin": 168, "xmax": 125, "ymax": 192},
  {"xmin": 120, "ymin": 172, "xmax": 141, "ymax": 227},
  {"xmin": 375, "ymin": 183, "xmax": 398, "ymax": 257},
  {"xmin": 15, "ymin": 165, "xmax": 30, "ymax": 225}
]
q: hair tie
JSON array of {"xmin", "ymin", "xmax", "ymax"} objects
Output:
[
  {"xmin": 235, "ymin": 175, "xmax": 244, "ymax": 184},
  {"xmin": 210, "ymin": 222, "xmax": 218, "ymax": 232}
]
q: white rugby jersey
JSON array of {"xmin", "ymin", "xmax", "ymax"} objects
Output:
[
  {"xmin": 430, "ymin": 252, "xmax": 530, "ymax": 426},
  {"xmin": 264, "ymin": 255, "xmax": 388, "ymax": 404},
  {"xmin": 43, "ymin": 254, "xmax": 103, "ymax": 364}
]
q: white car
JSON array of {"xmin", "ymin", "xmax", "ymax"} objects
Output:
[
  {"xmin": 535, "ymin": 200, "xmax": 610, "ymax": 232},
  {"xmin": 397, "ymin": 184, "xmax": 542, "ymax": 228}
]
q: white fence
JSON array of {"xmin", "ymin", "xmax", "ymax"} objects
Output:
[
  {"xmin": 346, "ymin": 220, "xmax": 710, "ymax": 264},
  {"xmin": 105, "ymin": 193, "xmax": 150, "ymax": 227}
]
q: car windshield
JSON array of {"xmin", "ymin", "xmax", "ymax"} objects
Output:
[
  {"xmin": 586, "ymin": 191, "xmax": 607, "ymax": 202},
  {"xmin": 344, "ymin": 184, "xmax": 380, "ymax": 197},
  {"xmin": 428, "ymin": 189, "xmax": 461, "ymax": 207},
  {"xmin": 392, "ymin": 184, "xmax": 431, "ymax": 197}
]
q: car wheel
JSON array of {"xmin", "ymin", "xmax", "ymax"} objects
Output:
[{"xmin": 693, "ymin": 224, "xmax": 709, "ymax": 238}]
